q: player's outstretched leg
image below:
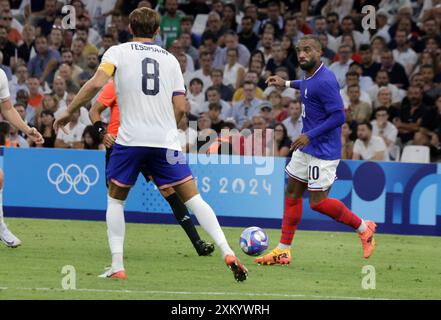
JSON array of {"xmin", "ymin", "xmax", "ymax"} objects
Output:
[
  {"xmin": 160, "ymin": 187, "xmax": 214, "ymax": 256},
  {"xmin": 174, "ymin": 180, "xmax": 248, "ymax": 282},
  {"xmin": 256, "ymin": 177, "xmax": 306, "ymax": 265},
  {"xmin": 0, "ymin": 171, "xmax": 21, "ymax": 248},
  {"xmin": 99, "ymin": 183, "xmax": 129, "ymax": 279},
  {"xmin": 309, "ymin": 192, "xmax": 377, "ymax": 259}
]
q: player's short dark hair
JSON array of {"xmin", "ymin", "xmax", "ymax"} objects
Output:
[
  {"xmin": 129, "ymin": 7, "xmax": 160, "ymax": 38},
  {"xmin": 190, "ymin": 78, "xmax": 203, "ymax": 87},
  {"xmin": 298, "ymin": 35, "xmax": 322, "ymax": 51},
  {"xmin": 358, "ymin": 121, "xmax": 372, "ymax": 131}
]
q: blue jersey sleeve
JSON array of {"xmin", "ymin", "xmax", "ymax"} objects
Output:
[
  {"xmin": 305, "ymin": 110, "xmax": 345, "ymax": 140},
  {"xmin": 320, "ymin": 75, "xmax": 344, "ymax": 114},
  {"xmin": 291, "ymin": 80, "xmax": 301, "ymax": 89}
]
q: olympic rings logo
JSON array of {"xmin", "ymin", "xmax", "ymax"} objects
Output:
[{"xmin": 47, "ymin": 163, "xmax": 99, "ymax": 195}]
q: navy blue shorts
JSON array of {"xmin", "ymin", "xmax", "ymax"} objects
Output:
[{"xmin": 106, "ymin": 143, "xmax": 193, "ymax": 189}]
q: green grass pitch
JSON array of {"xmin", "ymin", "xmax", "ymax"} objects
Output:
[{"xmin": 1, "ymin": 218, "xmax": 440, "ymax": 300}]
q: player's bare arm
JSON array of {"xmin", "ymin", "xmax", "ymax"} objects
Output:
[
  {"xmin": 0, "ymin": 97, "xmax": 44, "ymax": 145},
  {"xmin": 54, "ymin": 69, "xmax": 112, "ymax": 133},
  {"xmin": 173, "ymin": 94, "xmax": 187, "ymax": 124}
]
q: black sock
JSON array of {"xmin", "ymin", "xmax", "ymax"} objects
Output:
[{"xmin": 165, "ymin": 193, "xmax": 201, "ymax": 245}]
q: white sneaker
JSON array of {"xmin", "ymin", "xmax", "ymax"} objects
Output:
[
  {"xmin": 98, "ymin": 266, "xmax": 126, "ymax": 279},
  {"xmin": 0, "ymin": 223, "xmax": 22, "ymax": 248}
]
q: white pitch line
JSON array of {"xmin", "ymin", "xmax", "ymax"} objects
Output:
[{"xmin": 0, "ymin": 287, "xmax": 390, "ymax": 300}]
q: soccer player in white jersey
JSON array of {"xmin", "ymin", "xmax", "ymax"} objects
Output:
[
  {"xmin": 0, "ymin": 69, "xmax": 44, "ymax": 247},
  {"xmin": 54, "ymin": 8, "xmax": 248, "ymax": 282}
]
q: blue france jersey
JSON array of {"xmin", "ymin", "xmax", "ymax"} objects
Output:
[{"xmin": 292, "ymin": 63, "xmax": 344, "ymax": 160}]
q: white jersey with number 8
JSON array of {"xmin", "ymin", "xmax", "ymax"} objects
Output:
[{"xmin": 101, "ymin": 42, "xmax": 186, "ymax": 150}]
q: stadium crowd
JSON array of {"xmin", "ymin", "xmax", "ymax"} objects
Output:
[{"xmin": 0, "ymin": 0, "xmax": 441, "ymax": 162}]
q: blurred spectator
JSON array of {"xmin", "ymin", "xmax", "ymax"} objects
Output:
[
  {"xmin": 0, "ymin": 25, "xmax": 17, "ymax": 67},
  {"xmin": 282, "ymin": 100, "xmax": 303, "ymax": 141},
  {"xmin": 392, "ymin": 29, "xmax": 418, "ymax": 76},
  {"xmin": 260, "ymin": 1, "xmax": 283, "ymax": 34},
  {"xmin": 202, "ymin": 11, "xmax": 226, "ymax": 43},
  {"xmin": 52, "ymin": 76, "xmax": 67, "ymax": 110},
  {"xmin": 273, "ymin": 123, "xmax": 291, "ymax": 157},
  {"xmin": 17, "ymin": 24, "xmax": 36, "ymax": 63},
  {"xmin": 223, "ymin": 3, "xmax": 238, "ymax": 32},
  {"xmin": 202, "ymin": 86, "xmax": 232, "ymax": 119},
  {"xmin": 268, "ymin": 90, "xmax": 288, "ymax": 123},
  {"xmin": 341, "ymin": 121, "xmax": 354, "ymax": 160},
  {"xmin": 353, "ymin": 122, "xmax": 388, "ymax": 161},
  {"xmin": 375, "ymin": 86, "xmax": 400, "ymax": 121},
  {"xmin": 223, "ymin": 48, "xmax": 245, "ymax": 89},
  {"xmin": 359, "ymin": 44, "xmax": 382, "ymax": 81},
  {"xmin": 283, "ymin": 16, "xmax": 304, "ymax": 45},
  {"xmin": 395, "ymin": 85, "xmax": 429, "ymax": 144},
  {"xmin": 231, "ymin": 81, "xmax": 262, "ymax": 129},
  {"xmin": 169, "ymin": 39, "xmax": 194, "ymax": 72},
  {"xmin": 214, "ymin": 31, "xmax": 251, "ymax": 70},
  {"xmin": 258, "ymin": 100, "xmax": 274, "ymax": 127},
  {"xmin": 15, "ymin": 89, "xmax": 34, "ymax": 126},
  {"xmin": 54, "ymin": 109, "xmax": 85, "ymax": 149},
  {"xmin": 380, "ymin": 49, "xmax": 409, "ymax": 89},
  {"xmin": 176, "ymin": 53, "xmax": 192, "ymax": 88},
  {"xmin": 264, "ymin": 68, "xmax": 296, "ymax": 106},
  {"xmin": 35, "ymin": 0, "xmax": 59, "ymax": 36},
  {"xmin": 265, "ymin": 41, "xmax": 296, "ymax": 80},
  {"xmin": 187, "ymin": 78, "xmax": 205, "ymax": 115},
  {"xmin": 13, "ymin": 102, "xmax": 29, "ymax": 138},
  {"xmin": 336, "ymin": 16, "xmax": 370, "ymax": 49},
  {"xmin": 73, "ymin": 25, "xmax": 99, "ymax": 58},
  {"xmin": 57, "ymin": 63, "xmax": 79, "ymax": 93},
  {"xmin": 207, "ymin": 102, "xmax": 225, "ymax": 133},
  {"xmin": 348, "ymin": 62, "xmax": 374, "ymax": 91},
  {"xmin": 0, "ymin": 9, "xmax": 22, "ymax": 45},
  {"xmin": 340, "ymin": 71, "xmax": 372, "ymax": 107},
  {"xmin": 238, "ymin": 16, "xmax": 260, "ymax": 52},
  {"xmin": 28, "ymin": 35, "xmax": 61, "ymax": 85},
  {"xmin": 420, "ymin": 64, "xmax": 441, "ymax": 101},
  {"xmin": 179, "ymin": 32, "xmax": 198, "ymax": 68},
  {"xmin": 190, "ymin": 52, "xmax": 213, "ymax": 92},
  {"xmin": 233, "ymin": 71, "xmax": 265, "ymax": 102},
  {"xmin": 207, "ymin": 69, "xmax": 234, "ymax": 102},
  {"xmin": 177, "ymin": 113, "xmax": 197, "ymax": 153},
  {"xmin": 82, "ymin": 125, "xmax": 105, "ymax": 150},
  {"xmin": 7, "ymin": 123, "xmax": 29, "ymax": 148},
  {"xmin": 329, "ymin": 44, "xmax": 354, "ymax": 88},
  {"xmin": 243, "ymin": 115, "xmax": 273, "ymax": 156},
  {"xmin": 56, "ymin": 49, "xmax": 83, "ymax": 84},
  {"xmin": 180, "ymin": 16, "xmax": 202, "ymax": 48},
  {"xmin": 371, "ymin": 106, "xmax": 399, "ymax": 160},
  {"xmin": 368, "ymin": 69, "xmax": 406, "ymax": 107},
  {"xmin": 371, "ymin": 36, "xmax": 387, "ymax": 63},
  {"xmin": 35, "ymin": 110, "xmax": 55, "ymax": 148},
  {"xmin": 345, "ymin": 84, "xmax": 372, "ymax": 123},
  {"xmin": 257, "ymin": 32, "xmax": 274, "ymax": 64}
]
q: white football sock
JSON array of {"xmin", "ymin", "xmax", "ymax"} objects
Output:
[
  {"xmin": 356, "ymin": 219, "xmax": 368, "ymax": 233},
  {"xmin": 184, "ymin": 194, "xmax": 234, "ymax": 257},
  {"xmin": 0, "ymin": 189, "xmax": 5, "ymax": 226},
  {"xmin": 277, "ymin": 243, "xmax": 291, "ymax": 250},
  {"xmin": 106, "ymin": 196, "xmax": 126, "ymax": 272}
]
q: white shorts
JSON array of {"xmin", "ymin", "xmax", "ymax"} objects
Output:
[{"xmin": 285, "ymin": 150, "xmax": 340, "ymax": 192}]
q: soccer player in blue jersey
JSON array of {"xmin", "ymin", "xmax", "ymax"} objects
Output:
[{"xmin": 256, "ymin": 35, "xmax": 377, "ymax": 265}]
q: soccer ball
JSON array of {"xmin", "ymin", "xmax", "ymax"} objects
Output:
[{"xmin": 239, "ymin": 226, "xmax": 269, "ymax": 256}]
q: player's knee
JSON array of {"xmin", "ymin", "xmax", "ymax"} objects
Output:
[{"xmin": 309, "ymin": 198, "xmax": 326, "ymax": 211}]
